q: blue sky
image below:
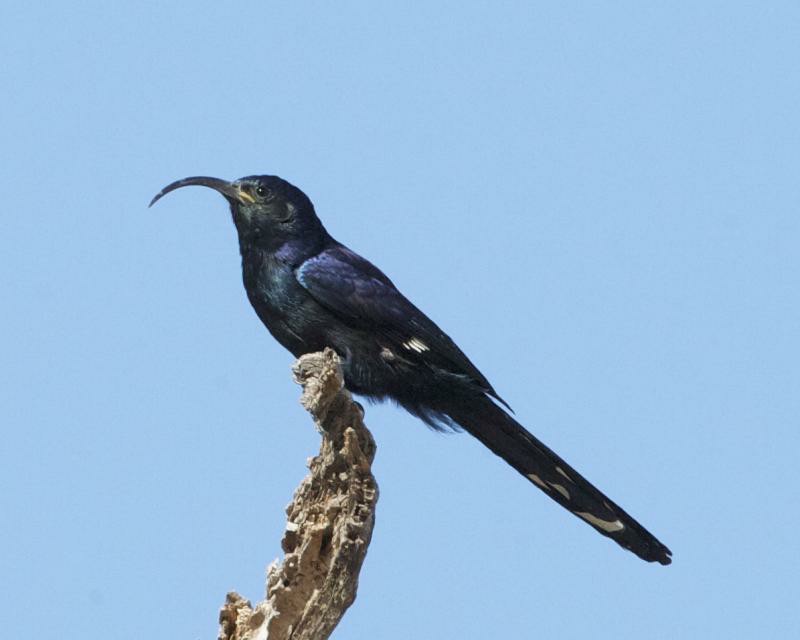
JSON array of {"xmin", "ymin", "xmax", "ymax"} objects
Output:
[{"xmin": 1, "ymin": 2, "xmax": 798, "ymax": 638}]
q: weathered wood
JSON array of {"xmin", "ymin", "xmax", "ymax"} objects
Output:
[{"xmin": 219, "ymin": 349, "xmax": 378, "ymax": 640}]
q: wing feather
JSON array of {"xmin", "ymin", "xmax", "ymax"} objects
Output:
[{"xmin": 296, "ymin": 244, "xmax": 509, "ymax": 407}]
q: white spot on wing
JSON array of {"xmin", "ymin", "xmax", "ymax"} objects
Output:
[
  {"xmin": 403, "ymin": 337, "xmax": 429, "ymax": 353},
  {"xmin": 575, "ymin": 511, "xmax": 625, "ymax": 532}
]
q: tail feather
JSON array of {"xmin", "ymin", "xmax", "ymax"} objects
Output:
[{"xmin": 446, "ymin": 394, "xmax": 672, "ymax": 565}]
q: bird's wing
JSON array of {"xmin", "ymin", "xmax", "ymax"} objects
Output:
[{"xmin": 295, "ymin": 244, "xmax": 508, "ymax": 405}]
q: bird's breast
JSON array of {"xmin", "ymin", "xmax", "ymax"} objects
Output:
[{"xmin": 241, "ymin": 252, "xmax": 328, "ymax": 356}]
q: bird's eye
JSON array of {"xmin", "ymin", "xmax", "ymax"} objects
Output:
[{"xmin": 256, "ymin": 185, "xmax": 267, "ymax": 197}]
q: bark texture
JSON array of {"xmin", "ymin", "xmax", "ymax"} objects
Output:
[{"xmin": 219, "ymin": 349, "xmax": 378, "ymax": 640}]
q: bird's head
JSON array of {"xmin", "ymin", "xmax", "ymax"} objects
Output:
[{"xmin": 149, "ymin": 174, "xmax": 325, "ymax": 248}]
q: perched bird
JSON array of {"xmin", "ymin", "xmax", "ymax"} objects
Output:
[{"xmin": 150, "ymin": 175, "xmax": 672, "ymax": 565}]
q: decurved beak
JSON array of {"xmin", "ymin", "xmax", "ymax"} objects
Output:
[{"xmin": 148, "ymin": 176, "xmax": 255, "ymax": 208}]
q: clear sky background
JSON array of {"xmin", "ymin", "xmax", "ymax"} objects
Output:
[{"xmin": 1, "ymin": 2, "xmax": 798, "ymax": 638}]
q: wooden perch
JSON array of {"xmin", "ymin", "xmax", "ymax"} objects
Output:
[{"xmin": 219, "ymin": 349, "xmax": 379, "ymax": 640}]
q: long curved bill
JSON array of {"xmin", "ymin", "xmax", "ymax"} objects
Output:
[{"xmin": 148, "ymin": 176, "xmax": 255, "ymax": 208}]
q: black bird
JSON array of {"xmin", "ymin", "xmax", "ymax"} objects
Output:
[{"xmin": 150, "ymin": 175, "xmax": 672, "ymax": 565}]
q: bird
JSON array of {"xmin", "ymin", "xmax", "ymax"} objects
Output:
[{"xmin": 150, "ymin": 174, "xmax": 672, "ymax": 565}]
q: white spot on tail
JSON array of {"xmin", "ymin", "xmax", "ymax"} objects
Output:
[
  {"xmin": 527, "ymin": 473, "xmax": 549, "ymax": 490},
  {"xmin": 549, "ymin": 482, "xmax": 571, "ymax": 500},
  {"xmin": 575, "ymin": 511, "xmax": 625, "ymax": 532},
  {"xmin": 556, "ymin": 466, "xmax": 573, "ymax": 482},
  {"xmin": 403, "ymin": 337, "xmax": 429, "ymax": 353}
]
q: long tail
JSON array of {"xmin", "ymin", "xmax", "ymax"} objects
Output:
[{"xmin": 445, "ymin": 394, "xmax": 672, "ymax": 564}]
